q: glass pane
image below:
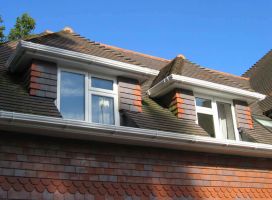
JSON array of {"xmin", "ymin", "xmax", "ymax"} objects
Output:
[
  {"xmin": 91, "ymin": 77, "xmax": 113, "ymax": 90},
  {"xmin": 255, "ymin": 118, "xmax": 272, "ymax": 128},
  {"xmin": 60, "ymin": 71, "xmax": 85, "ymax": 120},
  {"xmin": 217, "ymin": 102, "xmax": 235, "ymax": 140},
  {"xmin": 196, "ymin": 97, "xmax": 212, "ymax": 108},
  {"xmin": 197, "ymin": 113, "xmax": 215, "ymax": 137},
  {"xmin": 92, "ymin": 95, "xmax": 114, "ymax": 125}
]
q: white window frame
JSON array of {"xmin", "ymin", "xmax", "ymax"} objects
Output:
[
  {"xmin": 195, "ymin": 93, "xmax": 239, "ymax": 141},
  {"xmin": 57, "ymin": 67, "xmax": 119, "ymax": 126},
  {"xmin": 88, "ymin": 73, "xmax": 119, "ymax": 125}
]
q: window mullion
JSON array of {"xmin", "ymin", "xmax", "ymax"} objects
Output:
[
  {"xmin": 85, "ymin": 73, "xmax": 89, "ymax": 122},
  {"xmin": 212, "ymin": 99, "xmax": 221, "ymax": 139}
]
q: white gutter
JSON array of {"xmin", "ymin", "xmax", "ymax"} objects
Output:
[
  {"xmin": 1, "ymin": 110, "xmax": 272, "ymax": 158},
  {"xmin": 6, "ymin": 41, "xmax": 159, "ymax": 76},
  {"xmin": 148, "ymin": 74, "xmax": 266, "ymax": 101}
]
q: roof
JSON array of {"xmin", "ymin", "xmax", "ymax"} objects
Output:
[
  {"xmin": 152, "ymin": 55, "xmax": 253, "ymax": 91},
  {"xmin": 122, "ymin": 97, "xmax": 208, "ymax": 136},
  {"xmin": 0, "ymin": 30, "xmax": 271, "ymax": 145},
  {"xmin": 0, "ymin": 40, "xmax": 61, "ymax": 117},
  {"xmin": 243, "ymin": 50, "xmax": 272, "ymax": 114},
  {"xmin": 27, "ymin": 31, "xmax": 148, "ymax": 68}
]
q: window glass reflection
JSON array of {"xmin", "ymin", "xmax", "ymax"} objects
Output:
[{"xmin": 60, "ymin": 71, "xmax": 85, "ymax": 120}]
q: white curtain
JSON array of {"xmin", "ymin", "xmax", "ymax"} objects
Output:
[
  {"xmin": 217, "ymin": 102, "xmax": 235, "ymax": 140},
  {"xmin": 92, "ymin": 95, "xmax": 114, "ymax": 125}
]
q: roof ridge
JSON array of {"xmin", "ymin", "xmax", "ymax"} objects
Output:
[
  {"xmin": 99, "ymin": 42, "xmax": 170, "ymax": 63},
  {"xmin": 64, "ymin": 32, "xmax": 147, "ymax": 67},
  {"xmin": 151, "ymin": 56, "xmax": 185, "ymax": 87},
  {"xmin": 242, "ymin": 49, "xmax": 272, "ymax": 78},
  {"xmin": 0, "ymin": 31, "xmax": 52, "ymax": 46},
  {"xmin": 185, "ymin": 59, "xmax": 249, "ymax": 80}
]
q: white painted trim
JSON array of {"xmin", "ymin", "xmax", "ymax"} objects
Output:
[
  {"xmin": 7, "ymin": 41, "xmax": 159, "ymax": 76},
  {"xmin": 58, "ymin": 68, "xmax": 120, "ymax": 126},
  {"xmin": 57, "ymin": 68, "xmax": 88, "ymax": 122},
  {"xmin": 148, "ymin": 74, "xmax": 266, "ymax": 103},
  {"xmin": 88, "ymin": 74, "xmax": 119, "ymax": 126},
  {"xmin": 89, "ymin": 74, "xmax": 117, "ymax": 95},
  {"xmin": 2, "ymin": 110, "xmax": 272, "ymax": 158},
  {"xmin": 195, "ymin": 94, "xmax": 239, "ymax": 141}
]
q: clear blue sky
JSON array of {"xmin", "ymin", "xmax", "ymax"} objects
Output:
[{"xmin": 1, "ymin": 0, "xmax": 271, "ymax": 75}]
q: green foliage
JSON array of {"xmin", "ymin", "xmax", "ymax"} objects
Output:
[
  {"xmin": 8, "ymin": 13, "xmax": 36, "ymax": 41},
  {"xmin": 0, "ymin": 16, "xmax": 5, "ymax": 43}
]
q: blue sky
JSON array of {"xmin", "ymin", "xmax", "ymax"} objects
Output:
[{"xmin": 1, "ymin": 0, "xmax": 271, "ymax": 75}]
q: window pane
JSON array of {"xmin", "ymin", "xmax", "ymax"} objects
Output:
[
  {"xmin": 91, "ymin": 77, "xmax": 113, "ymax": 90},
  {"xmin": 60, "ymin": 71, "xmax": 85, "ymax": 120},
  {"xmin": 255, "ymin": 118, "xmax": 272, "ymax": 128},
  {"xmin": 92, "ymin": 95, "xmax": 114, "ymax": 125},
  {"xmin": 197, "ymin": 113, "xmax": 215, "ymax": 137},
  {"xmin": 217, "ymin": 102, "xmax": 235, "ymax": 140},
  {"xmin": 196, "ymin": 97, "xmax": 212, "ymax": 108}
]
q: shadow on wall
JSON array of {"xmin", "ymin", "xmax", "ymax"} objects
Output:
[{"xmin": 0, "ymin": 132, "xmax": 271, "ymax": 199}]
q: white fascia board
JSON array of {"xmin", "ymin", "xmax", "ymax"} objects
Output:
[
  {"xmin": 148, "ymin": 74, "xmax": 266, "ymax": 101},
  {"xmin": 7, "ymin": 41, "xmax": 159, "ymax": 76},
  {"xmin": 1, "ymin": 110, "xmax": 272, "ymax": 158}
]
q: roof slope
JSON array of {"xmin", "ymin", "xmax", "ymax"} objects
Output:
[
  {"xmin": 243, "ymin": 50, "xmax": 272, "ymax": 114},
  {"xmin": 27, "ymin": 31, "xmax": 149, "ymax": 67},
  {"xmin": 0, "ymin": 39, "xmax": 61, "ymax": 117},
  {"xmin": 122, "ymin": 97, "xmax": 209, "ymax": 136},
  {"xmin": 152, "ymin": 56, "xmax": 253, "ymax": 91}
]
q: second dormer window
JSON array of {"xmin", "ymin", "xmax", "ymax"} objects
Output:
[
  {"xmin": 195, "ymin": 95, "xmax": 239, "ymax": 140},
  {"xmin": 58, "ymin": 69, "xmax": 119, "ymax": 125}
]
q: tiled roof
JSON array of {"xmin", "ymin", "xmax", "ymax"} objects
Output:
[
  {"xmin": 0, "ymin": 40, "xmax": 61, "ymax": 117},
  {"xmin": 122, "ymin": 98, "xmax": 209, "ymax": 136},
  {"xmin": 0, "ymin": 30, "xmax": 271, "ymax": 144},
  {"xmin": 100, "ymin": 42, "xmax": 170, "ymax": 70},
  {"xmin": 152, "ymin": 56, "xmax": 253, "ymax": 91},
  {"xmin": 243, "ymin": 50, "xmax": 272, "ymax": 114},
  {"xmin": 27, "ymin": 31, "xmax": 148, "ymax": 68},
  {"xmin": 28, "ymin": 31, "xmax": 253, "ymax": 93},
  {"xmin": 244, "ymin": 117, "xmax": 272, "ymax": 144}
]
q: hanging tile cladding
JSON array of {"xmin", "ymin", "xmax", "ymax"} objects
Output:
[
  {"xmin": 2, "ymin": 133, "xmax": 272, "ymax": 199},
  {"xmin": 28, "ymin": 59, "xmax": 58, "ymax": 99},
  {"xmin": 234, "ymin": 100, "xmax": 254, "ymax": 129},
  {"xmin": 118, "ymin": 77, "xmax": 142, "ymax": 112},
  {"xmin": 169, "ymin": 89, "xmax": 196, "ymax": 120}
]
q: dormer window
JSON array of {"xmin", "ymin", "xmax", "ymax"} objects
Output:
[
  {"xmin": 58, "ymin": 69, "xmax": 119, "ymax": 125},
  {"xmin": 195, "ymin": 95, "xmax": 239, "ymax": 140}
]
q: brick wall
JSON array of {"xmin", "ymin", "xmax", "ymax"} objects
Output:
[
  {"xmin": 28, "ymin": 59, "xmax": 57, "ymax": 99},
  {"xmin": 168, "ymin": 89, "xmax": 196, "ymax": 120},
  {"xmin": 0, "ymin": 132, "xmax": 272, "ymax": 199},
  {"xmin": 233, "ymin": 100, "xmax": 254, "ymax": 129},
  {"xmin": 118, "ymin": 77, "xmax": 142, "ymax": 113}
]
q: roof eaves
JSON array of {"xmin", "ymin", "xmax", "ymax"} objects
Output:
[
  {"xmin": 148, "ymin": 74, "xmax": 266, "ymax": 103},
  {"xmin": 2, "ymin": 110, "xmax": 272, "ymax": 158},
  {"xmin": 6, "ymin": 40, "xmax": 159, "ymax": 77}
]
